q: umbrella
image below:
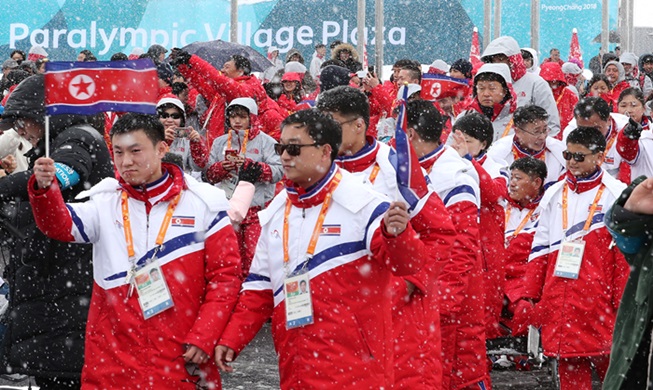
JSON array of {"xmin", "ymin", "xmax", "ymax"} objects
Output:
[
  {"xmin": 592, "ymin": 30, "xmax": 620, "ymax": 44},
  {"xmin": 181, "ymin": 40, "xmax": 273, "ymax": 72}
]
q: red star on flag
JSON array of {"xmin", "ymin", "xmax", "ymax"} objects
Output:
[{"xmin": 72, "ymin": 77, "xmax": 93, "ymax": 97}]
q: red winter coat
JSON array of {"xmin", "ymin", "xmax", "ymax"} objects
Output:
[
  {"xmin": 368, "ymin": 84, "xmax": 393, "ymax": 139},
  {"xmin": 539, "ymin": 62, "xmax": 579, "ymax": 139}
]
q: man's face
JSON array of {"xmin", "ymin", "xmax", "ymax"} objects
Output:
[
  {"xmin": 550, "ymin": 50, "xmax": 560, "ymax": 62},
  {"xmin": 112, "ymin": 129, "xmax": 167, "ymax": 186},
  {"xmin": 449, "ymin": 69, "xmax": 465, "ymax": 80},
  {"xmin": 77, "ymin": 53, "xmax": 86, "ymax": 62},
  {"xmin": 604, "ymin": 64, "xmax": 620, "ymax": 84},
  {"xmin": 514, "ymin": 119, "xmax": 549, "ymax": 151},
  {"xmin": 327, "ymin": 111, "xmax": 363, "ymax": 156},
  {"xmin": 14, "ymin": 117, "xmax": 45, "ymax": 147},
  {"xmin": 576, "ymin": 113, "xmax": 610, "ymax": 137},
  {"xmin": 488, "ymin": 54, "xmax": 510, "ymax": 65},
  {"xmin": 475, "ymin": 80, "xmax": 505, "ymax": 108},
  {"xmin": 395, "ymin": 69, "xmax": 418, "ymax": 86},
  {"xmin": 509, "ymin": 169, "xmax": 541, "ymax": 203},
  {"xmin": 622, "ymin": 63, "xmax": 633, "ymax": 75},
  {"xmin": 11, "ymin": 53, "xmax": 23, "ymax": 62},
  {"xmin": 564, "ymin": 142, "xmax": 603, "ymax": 178},
  {"xmin": 643, "ymin": 62, "xmax": 653, "ymax": 73},
  {"xmin": 278, "ymin": 124, "xmax": 329, "ymax": 187},
  {"xmin": 221, "ymin": 60, "xmax": 242, "ymax": 79},
  {"xmin": 317, "ymin": 47, "xmax": 326, "ymax": 57}
]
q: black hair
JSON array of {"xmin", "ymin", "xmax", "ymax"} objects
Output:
[
  {"xmin": 316, "ymin": 86, "xmax": 370, "ymax": 128},
  {"xmin": 474, "ymin": 71, "xmax": 510, "ymax": 104},
  {"xmin": 171, "ymin": 82, "xmax": 188, "ymax": 96},
  {"xmin": 320, "ymin": 59, "xmax": 347, "ymax": 69},
  {"xmin": 513, "ymin": 105, "xmax": 550, "ymax": 128},
  {"xmin": 393, "ymin": 59, "xmax": 418, "ymax": 69},
  {"xmin": 79, "ymin": 49, "xmax": 94, "ymax": 59},
  {"xmin": 574, "ymin": 96, "xmax": 611, "ymax": 122},
  {"xmin": 584, "ymin": 73, "xmax": 611, "ymax": 97},
  {"xmin": 315, "ymin": 43, "xmax": 326, "ymax": 50},
  {"xmin": 10, "ymin": 50, "xmax": 25, "ymax": 64},
  {"xmin": 110, "ymin": 52, "xmax": 128, "ymax": 61},
  {"xmin": 281, "ymin": 109, "xmax": 342, "ymax": 161},
  {"xmin": 83, "ymin": 54, "xmax": 97, "ymax": 62},
  {"xmin": 452, "ymin": 111, "xmax": 494, "ymax": 152},
  {"xmin": 399, "ymin": 65, "xmax": 422, "ymax": 83},
  {"xmin": 329, "ymin": 40, "xmax": 343, "ymax": 50},
  {"xmin": 520, "ymin": 49, "xmax": 533, "ymax": 61},
  {"xmin": 602, "ymin": 53, "xmax": 618, "ymax": 69},
  {"xmin": 566, "ymin": 126, "xmax": 607, "ymax": 153},
  {"xmin": 550, "ymin": 48, "xmax": 560, "ymax": 54},
  {"xmin": 618, "ymin": 87, "xmax": 645, "ymax": 106},
  {"xmin": 110, "ymin": 113, "xmax": 166, "ymax": 145},
  {"xmin": 510, "ymin": 157, "xmax": 547, "ymax": 183},
  {"xmin": 407, "ymin": 100, "xmax": 443, "ymax": 143},
  {"xmin": 229, "ymin": 55, "xmax": 251, "ymax": 75}
]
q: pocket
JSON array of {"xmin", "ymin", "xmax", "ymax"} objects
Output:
[{"xmin": 352, "ymin": 314, "xmax": 375, "ymax": 361}]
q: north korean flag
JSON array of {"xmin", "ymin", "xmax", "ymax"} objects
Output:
[
  {"xmin": 44, "ymin": 59, "xmax": 158, "ymax": 115},
  {"xmin": 420, "ymin": 73, "xmax": 470, "ymax": 101}
]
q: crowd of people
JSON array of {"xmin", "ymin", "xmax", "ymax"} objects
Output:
[{"xmin": 0, "ymin": 34, "xmax": 652, "ymax": 390}]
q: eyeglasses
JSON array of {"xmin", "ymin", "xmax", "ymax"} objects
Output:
[
  {"xmin": 274, "ymin": 142, "xmax": 319, "ymax": 156},
  {"xmin": 517, "ymin": 126, "xmax": 549, "ymax": 137},
  {"xmin": 159, "ymin": 112, "xmax": 182, "ymax": 120},
  {"xmin": 335, "ymin": 117, "xmax": 360, "ymax": 127},
  {"xmin": 562, "ymin": 150, "xmax": 596, "ymax": 162}
]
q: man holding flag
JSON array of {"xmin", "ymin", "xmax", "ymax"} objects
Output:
[{"xmin": 0, "ymin": 73, "xmax": 114, "ymax": 388}]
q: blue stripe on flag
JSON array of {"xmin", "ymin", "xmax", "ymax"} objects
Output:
[
  {"xmin": 47, "ymin": 102, "xmax": 156, "ymax": 116},
  {"xmin": 45, "ymin": 59, "xmax": 156, "ymax": 72}
]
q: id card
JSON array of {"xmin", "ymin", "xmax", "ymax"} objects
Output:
[
  {"xmin": 553, "ymin": 240, "xmax": 585, "ymax": 279},
  {"xmin": 134, "ymin": 261, "xmax": 175, "ymax": 319},
  {"xmin": 284, "ymin": 272, "xmax": 314, "ymax": 329}
]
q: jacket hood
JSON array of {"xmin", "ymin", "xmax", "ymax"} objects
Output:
[
  {"xmin": 285, "ymin": 49, "xmax": 305, "ymax": 64},
  {"xmin": 522, "ymin": 47, "xmax": 540, "ymax": 73},
  {"xmin": 332, "ymin": 43, "xmax": 360, "ymax": 62},
  {"xmin": 604, "ymin": 60, "xmax": 625, "ymax": 83},
  {"xmin": 481, "ymin": 36, "xmax": 521, "ymax": 60},
  {"xmin": 620, "ymin": 52, "xmax": 638, "ymax": 66},
  {"xmin": 319, "ymin": 65, "xmax": 351, "ymax": 92},
  {"xmin": 539, "ymin": 62, "xmax": 567, "ymax": 84},
  {"xmin": 475, "ymin": 63, "xmax": 513, "ymax": 85}
]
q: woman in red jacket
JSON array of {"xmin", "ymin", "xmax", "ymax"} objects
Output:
[{"xmin": 540, "ymin": 62, "xmax": 578, "ymax": 140}]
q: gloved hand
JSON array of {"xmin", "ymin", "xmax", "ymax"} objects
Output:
[
  {"xmin": 623, "ymin": 117, "xmax": 643, "ymax": 140},
  {"xmin": 169, "ymin": 48, "xmax": 192, "ymax": 67},
  {"xmin": 238, "ymin": 160, "xmax": 263, "ymax": 183}
]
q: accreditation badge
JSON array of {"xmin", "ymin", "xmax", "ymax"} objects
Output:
[
  {"xmin": 284, "ymin": 271, "xmax": 314, "ymax": 329},
  {"xmin": 553, "ymin": 240, "xmax": 585, "ymax": 279},
  {"xmin": 134, "ymin": 261, "xmax": 175, "ymax": 319}
]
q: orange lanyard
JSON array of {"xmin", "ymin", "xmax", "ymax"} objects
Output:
[
  {"xmin": 121, "ymin": 191, "xmax": 182, "ymax": 259},
  {"xmin": 226, "ymin": 129, "xmax": 249, "ymax": 155},
  {"xmin": 512, "ymin": 146, "xmax": 546, "ymax": 162},
  {"xmin": 368, "ymin": 163, "xmax": 380, "ymax": 184},
  {"xmin": 555, "ymin": 89, "xmax": 565, "ymax": 105},
  {"xmin": 561, "ymin": 183, "xmax": 605, "ymax": 232},
  {"xmin": 282, "ymin": 171, "xmax": 342, "ymax": 265},
  {"xmin": 505, "ymin": 206, "xmax": 535, "ymax": 237},
  {"xmin": 501, "ymin": 118, "xmax": 514, "ymax": 138},
  {"xmin": 605, "ymin": 131, "xmax": 617, "ymax": 153}
]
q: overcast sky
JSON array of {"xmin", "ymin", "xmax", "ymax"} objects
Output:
[{"xmin": 634, "ymin": 0, "xmax": 653, "ymax": 27}]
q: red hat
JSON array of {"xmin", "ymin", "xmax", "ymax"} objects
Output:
[{"xmin": 282, "ymin": 72, "xmax": 304, "ymax": 83}]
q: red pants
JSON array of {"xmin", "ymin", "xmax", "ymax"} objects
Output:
[
  {"xmin": 555, "ymin": 355, "xmax": 609, "ymax": 390},
  {"xmin": 236, "ymin": 208, "xmax": 262, "ymax": 280}
]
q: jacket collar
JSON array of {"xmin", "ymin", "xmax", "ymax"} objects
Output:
[
  {"xmin": 285, "ymin": 163, "xmax": 339, "ymax": 208},
  {"xmin": 418, "ymin": 144, "xmax": 445, "ymax": 171},
  {"xmin": 119, "ymin": 163, "xmax": 185, "ymax": 205},
  {"xmin": 507, "ymin": 191, "xmax": 543, "ymax": 210},
  {"xmin": 335, "ymin": 136, "xmax": 379, "ymax": 173},
  {"xmin": 565, "ymin": 168, "xmax": 603, "ymax": 193},
  {"xmin": 513, "ymin": 137, "xmax": 546, "ymax": 159}
]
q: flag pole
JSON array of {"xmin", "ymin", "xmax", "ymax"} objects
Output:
[{"xmin": 45, "ymin": 115, "xmax": 50, "ymax": 158}]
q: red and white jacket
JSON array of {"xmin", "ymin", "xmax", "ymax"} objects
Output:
[
  {"xmin": 616, "ymin": 116, "xmax": 653, "ymax": 181},
  {"xmin": 28, "ymin": 164, "xmax": 242, "ymax": 389},
  {"xmin": 487, "ymin": 134, "xmax": 567, "ymax": 188},
  {"xmin": 421, "ymin": 145, "xmax": 489, "ymax": 389},
  {"xmin": 219, "ymin": 165, "xmax": 444, "ymax": 389},
  {"xmin": 521, "ymin": 170, "xmax": 629, "ymax": 357}
]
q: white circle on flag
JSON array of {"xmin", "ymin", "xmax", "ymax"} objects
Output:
[
  {"xmin": 68, "ymin": 74, "xmax": 96, "ymax": 100},
  {"xmin": 430, "ymin": 82, "xmax": 442, "ymax": 98}
]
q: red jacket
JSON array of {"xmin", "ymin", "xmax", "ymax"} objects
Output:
[
  {"xmin": 28, "ymin": 165, "xmax": 242, "ymax": 389},
  {"xmin": 219, "ymin": 167, "xmax": 434, "ymax": 389},
  {"xmin": 367, "ymin": 84, "xmax": 394, "ymax": 139}
]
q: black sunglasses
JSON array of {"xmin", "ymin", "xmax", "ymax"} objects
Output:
[
  {"xmin": 562, "ymin": 150, "xmax": 595, "ymax": 162},
  {"xmin": 159, "ymin": 112, "xmax": 182, "ymax": 120},
  {"xmin": 274, "ymin": 142, "xmax": 319, "ymax": 156}
]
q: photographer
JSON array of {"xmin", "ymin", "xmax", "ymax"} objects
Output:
[{"xmin": 157, "ymin": 95, "xmax": 209, "ymax": 176}]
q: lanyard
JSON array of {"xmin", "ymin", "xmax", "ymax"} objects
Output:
[
  {"xmin": 226, "ymin": 129, "xmax": 250, "ymax": 155},
  {"xmin": 561, "ymin": 183, "xmax": 605, "ymax": 232},
  {"xmin": 501, "ymin": 118, "xmax": 514, "ymax": 138},
  {"xmin": 121, "ymin": 191, "xmax": 182, "ymax": 260},
  {"xmin": 605, "ymin": 129, "xmax": 617, "ymax": 154},
  {"xmin": 505, "ymin": 206, "xmax": 535, "ymax": 237},
  {"xmin": 369, "ymin": 163, "xmax": 380, "ymax": 184},
  {"xmin": 282, "ymin": 171, "xmax": 342, "ymax": 265}
]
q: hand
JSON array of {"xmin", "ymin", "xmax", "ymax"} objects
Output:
[
  {"xmin": 33, "ymin": 157, "xmax": 56, "ymax": 189},
  {"xmin": 450, "ymin": 130, "xmax": 469, "ymax": 157},
  {"xmin": 221, "ymin": 159, "xmax": 238, "ymax": 172},
  {"xmin": 182, "ymin": 344, "xmax": 209, "ymax": 365},
  {"xmin": 238, "ymin": 160, "xmax": 263, "ymax": 183},
  {"xmin": 624, "ymin": 178, "xmax": 653, "ymax": 214},
  {"xmin": 164, "ymin": 127, "xmax": 176, "ymax": 143},
  {"xmin": 623, "ymin": 117, "xmax": 643, "ymax": 140},
  {"xmin": 1, "ymin": 155, "xmax": 16, "ymax": 174},
  {"xmin": 169, "ymin": 48, "xmax": 192, "ymax": 66},
  {"xmin": 215, "ymin": 345, "xmax": 236, "ymax": 372},
  {"xmin": 363, "ymin": 74, "xmax": 380, "ymax": 91},
  {"xmin": 383, "ymin": 201, "xmax": 409, "ymax": 236},
  {"xmin": 188, "ymin": 127, "xmax": 201, "ymax": 142}
]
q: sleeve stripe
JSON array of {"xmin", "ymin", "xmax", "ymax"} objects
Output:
[
  {"xmin": 443, "ymin": 185, "xmax": 477, "ymax": 206},
  {"xmin": 66, "ymin": 205, "xmax": 90, "ymax": 243},
  {"xmin": 207, "ymin": 210, "xmax": 230, "ymax": 231},
  {"xmin": 363, "ymin": 202, "xmax": 390, "ymax": 245},
  {"xmin": 245, "ymin": 273, "xmax": 271, "ymax": 283}
]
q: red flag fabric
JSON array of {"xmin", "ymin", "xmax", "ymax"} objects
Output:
[
  {"xmin": 420, "ymin": 73, "xmax": 470, "ymax": 101},
  {"xmin": 568, "ymin": 28, "xmax": 584, "ymax": 68},
  {"xmin": 470, "ymin": 27, "xmax": 482, "ymax": 67},
  {"xmin": 44, "ymin": 59, "xmax": 159, "ymax": 115}
]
